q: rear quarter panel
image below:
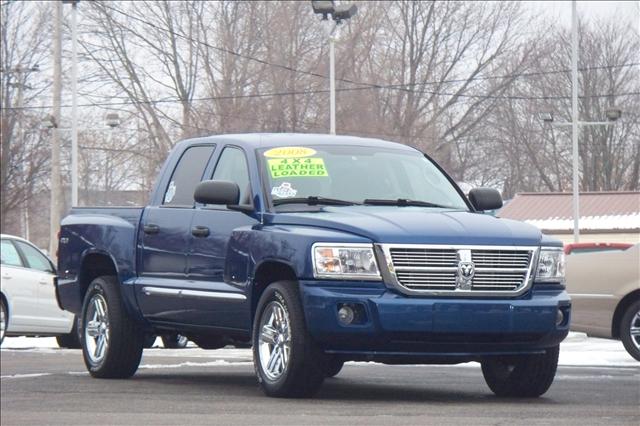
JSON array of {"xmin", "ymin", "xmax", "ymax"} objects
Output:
[
  {"xmin": 57, "ymin": 207, "xmax": 143, "ymax": 314},
  {"xmin": 566, "ymin": 245, "xmax": 640, "ymax": 338}
]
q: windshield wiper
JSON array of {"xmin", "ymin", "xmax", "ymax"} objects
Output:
[
  {"xmin": 363, "ymin": 198, "xmax": 450, "ymax": 208},
  {"xmin": 273, "ymin": 196, "xmax": 360, "ymax": 207}
]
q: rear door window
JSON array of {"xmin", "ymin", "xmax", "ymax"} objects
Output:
[
  {"xmin": 1, "ymin": 239, "xmax": 23, "ymax": 267},
  {"xmin": 14, "ymin": 241, "xmax": 54, "ymax": 273},
  {"xmin": 163, "ymin": 145, "xmax": 215, "ymax": 207}
]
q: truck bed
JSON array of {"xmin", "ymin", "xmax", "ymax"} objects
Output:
[{"xmin": 57, "ymin": 206, "xmax": 145, "ymax": 314}]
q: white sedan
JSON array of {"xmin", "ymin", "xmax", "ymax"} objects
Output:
[{"xmin": 0, "ymin": 234, "xmax": 78, "ymax": 347}]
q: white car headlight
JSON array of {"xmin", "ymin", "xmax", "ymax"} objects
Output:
[
  {"xmin": 312, "ymin": 243, "xmax": 381, "ymax": 280},
  {"xmin": 535, "ymin": 247, "xmax": 565, "ymax": 283}
]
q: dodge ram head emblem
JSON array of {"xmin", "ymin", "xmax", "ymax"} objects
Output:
[{"xmin": 456, "ymin": 249, "xmax": 475, "ymax": 290}]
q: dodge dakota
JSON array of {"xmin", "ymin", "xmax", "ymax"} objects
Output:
[{"xmin": 57, "ymin": 133, "xmax": 570, "ymax": 398}]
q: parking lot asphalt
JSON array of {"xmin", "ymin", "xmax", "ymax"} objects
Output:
[{"xmin": 1, "ymin": 340, "xmax": 639, "ymax": 425}]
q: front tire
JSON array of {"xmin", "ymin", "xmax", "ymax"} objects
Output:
[
  {"xmin": 481, "ymin": 346, "xmax": 559, "ymax": 398},
  {"xmin": 80, "ymin": 276, "xmax": 144, "ymax": 378},
  {"xmin": 620, "ymin": 300, "xmax": 640, "ymax": 361},
  {"xmin": 252, "ymin": 281, "xmax": 325, "ymax": 398},
  {"xmin": 324, "ymin": 357, "xmax": 344, "ymax": 378}
]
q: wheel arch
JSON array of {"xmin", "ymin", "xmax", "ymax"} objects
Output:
[
  {"xmin": 78, "ymin": 250, "xmax": 120, "ymax": 305},
  {"xmin": 251, "ymin": 260, "xmax": 298, "ymax": 323},
  {"xmin": 0, "ymin": 291, "xmax": 9, "ymax": 322},
  {"xmin": 612, "ymin": 289, "xmax": 640, "ymax": 339}
]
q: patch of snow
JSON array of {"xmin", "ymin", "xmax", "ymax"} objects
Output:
[
  {"xmin": 526, "ymin": 213, "xmax": 640, "ymax": 231},
  {"xmin": 139, "ymin": 360, "xmax": 253, "ymax": 369},
  {"xmin": 2, "ymin": 332, "xmax": 637, "ymax": 368}
]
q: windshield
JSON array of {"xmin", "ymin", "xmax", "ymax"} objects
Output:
[{"xmin": 259, "ymin": 145, "xmax": 469, "ymax": 210}]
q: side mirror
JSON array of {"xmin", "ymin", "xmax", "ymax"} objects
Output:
[
  {"xmin": 468, "ymin": 187, "xmax": 503, "ymax": 211},
  {"xmin": 194, "ymin": 180, "xmax": 240, "ymax": 205}
]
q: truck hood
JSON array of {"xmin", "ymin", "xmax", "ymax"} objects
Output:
[{"xmin": 269, "ymin": 206, "xmax": 544, "ymax": 246}]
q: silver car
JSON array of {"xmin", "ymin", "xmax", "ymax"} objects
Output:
[{"xmin": 565, "ymin": 244, "xmax": 640, "ymax": 361}]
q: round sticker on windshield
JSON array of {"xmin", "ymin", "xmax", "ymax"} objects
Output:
[
  {"xmin": 271, "ymin": 182, "xmax": 297, "ymax": 198},
  {"xmin": 264, "ymin": 147, "xmax": 316, "ymax": 158}
]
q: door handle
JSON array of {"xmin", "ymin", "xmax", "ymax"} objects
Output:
[
  {"xmin": 39, "ymin": 279, "xmax": 50, "ymax": 286},
  {"xmin": 2, "ymin": 273, "xmax": 11, "ymax": 280},
  {"xmin": 143, "ymin": 224, "xmax": 160, "ymax": 234},
  {"xmin": 191, "ymin": 226, "xmax": 210, "ymax": 238}
]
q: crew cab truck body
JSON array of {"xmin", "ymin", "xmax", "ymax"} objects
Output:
[{"xmin": 57, "ymin": 134, "xmax": 570, "ymax": 398}]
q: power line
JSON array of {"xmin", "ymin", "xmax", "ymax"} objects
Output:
[
  {"xmin": 2, "ymin": 87, "xmax": 638, "ymax": 111},
  {"xmin": 99, "ymin": 3, "xmax": 639, "ymax": 91},
  {"xmin": 3, "ymin": 3, "xmax": 639, "ymax": 111},
  {"xmin": 98, "ymin": 2, "xmax": 372, "ymax": 89}
]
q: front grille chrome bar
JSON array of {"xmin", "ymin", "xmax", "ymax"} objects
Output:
[{"xmin": 374, "ymin": 244, "xmax": 539, "ymax": 297}]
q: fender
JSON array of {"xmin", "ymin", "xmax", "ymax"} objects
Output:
[{"xmin": 231, "ymin": 223, "xmax": 373, "ymax": 295}]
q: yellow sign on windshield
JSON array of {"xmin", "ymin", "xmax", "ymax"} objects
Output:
[
  {"xmin": 264, "ymin": 147, "xmax": 316, "ymax": 158},
  {"xmin": 268, "ymin": 157, "xmax": 329, "ymax": 178}
]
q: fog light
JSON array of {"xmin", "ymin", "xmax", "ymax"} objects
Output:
[
  {"xmin": 556, "ymin": 308, "xmax": 565, "ymax": 326},
  {"xmin": 337, "ymin": 305, "xmax": 355, "ymax": 325}
]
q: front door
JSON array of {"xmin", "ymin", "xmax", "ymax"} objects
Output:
[{"xmin": 186, "ymin": 146, "xmax": 257, "ymax": 330}]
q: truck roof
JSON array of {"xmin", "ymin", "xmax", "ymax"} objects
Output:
[{"xmin": 175, "ymin": 133, "xmax": 418, "ymax": 153}]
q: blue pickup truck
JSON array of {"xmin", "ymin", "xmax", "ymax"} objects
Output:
[{"xmin": 57, "ymin": 133, "xmax": 570, "ymax": 398}]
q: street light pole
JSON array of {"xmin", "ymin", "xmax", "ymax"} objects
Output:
[
  {"xmin": 311, "ymin": 1, "xmax": 357, "ymax": 135},
  {"xmin": 571, "ymin": 0, "xmax": 579, "ymax": 243},
  {"xmin": 329, "ymin": 30, "xmax": 336, "ymax": 135}
]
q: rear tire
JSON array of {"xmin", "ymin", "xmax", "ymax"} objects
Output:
[
  {"xmin": 253, "ymin": 281, "xmax": 325, "ymax": 398},
  {"xmin": 481, "ymin": 346, "xmax": 559, "ymax": 398},
  {"xmin": 620, "ymin": 300, "xmax": 640, "ymax": 361},
  {"xmin": 143, "ymin": 334, "xmax": 157, "ymax": 348},
  {"xmin": 56, "ymin": 316, "xmax": 81, "ymax": 349},
  {"xmin": 80, "ymin": 276, "xmax": 144, "ymax": 378}
]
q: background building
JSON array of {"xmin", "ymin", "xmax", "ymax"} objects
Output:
[{"xmin": 498, "ymin": 192, "xmax": 640, "ymax": 244}]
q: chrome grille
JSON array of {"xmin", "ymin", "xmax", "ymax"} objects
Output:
[{"xmin": 384, "ymin": 245, "xmax": 536, "ymax": 296}]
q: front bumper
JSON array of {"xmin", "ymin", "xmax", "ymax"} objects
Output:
[{"xmin": 300, "ymin": 280, "xmax": 570, "ymax": 361}]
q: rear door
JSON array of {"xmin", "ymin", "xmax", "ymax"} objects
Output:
[
  {"xmin": 137, "ymin": 144, "xmax": 216, "ymax": 322},
  {"xmin": 12, "ymin": 240, "xmax": 72, "ymax": 333},
  {"xmin": 0, "ymin": 238, "xmax": 41, "ymax": 331}
]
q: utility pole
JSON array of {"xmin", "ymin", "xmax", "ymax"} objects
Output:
[
  {"xmin": 571, "ymin": 0, "xmax": 579, "ymax": 243},
  {"xmin": 540, "ymin": 0, "xmax": 621, "ymax": 243},
  {"xmin": 50, "ymin": 0, "xmax": 63, "ymax": 259},
  {"xmin": 63, "ymin": 0, "xmax": 80, "ymax": 206},
  {"xmin": 71, "ymin": 0, "xmax": 79, "ymax": 207}
]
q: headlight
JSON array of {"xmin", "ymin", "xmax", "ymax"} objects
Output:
[
  {"xmin": 312, "ymin": 243, "xmax": 381, "ymax": 280},
  {"xmin": 535, "ymin": 247, "xmax": 565, "ymax": 283}
]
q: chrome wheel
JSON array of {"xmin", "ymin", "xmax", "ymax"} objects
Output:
[
  {"xmin": 0, "ymin": 302, "xmax": 6, "ymax": 343},
  {"xmin": 630, "ymin": 311, "xmax": 640, "ymax": 351},
  {"xmin": 258, "ymin": 301, "xmax": 291, "ymax": 381},
  {"xmin": 84, "ymin": 294, "xmax": 110, "ymax": 364}
]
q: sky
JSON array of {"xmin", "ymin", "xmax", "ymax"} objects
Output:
[{"xmin": 525, "ymin": 1, "xmax": 640, "ymax": 30}]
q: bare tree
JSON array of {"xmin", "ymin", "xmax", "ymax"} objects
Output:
[{"xmin": 1, "ymin": 1, "xmax": 52, "ymax": 238}]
